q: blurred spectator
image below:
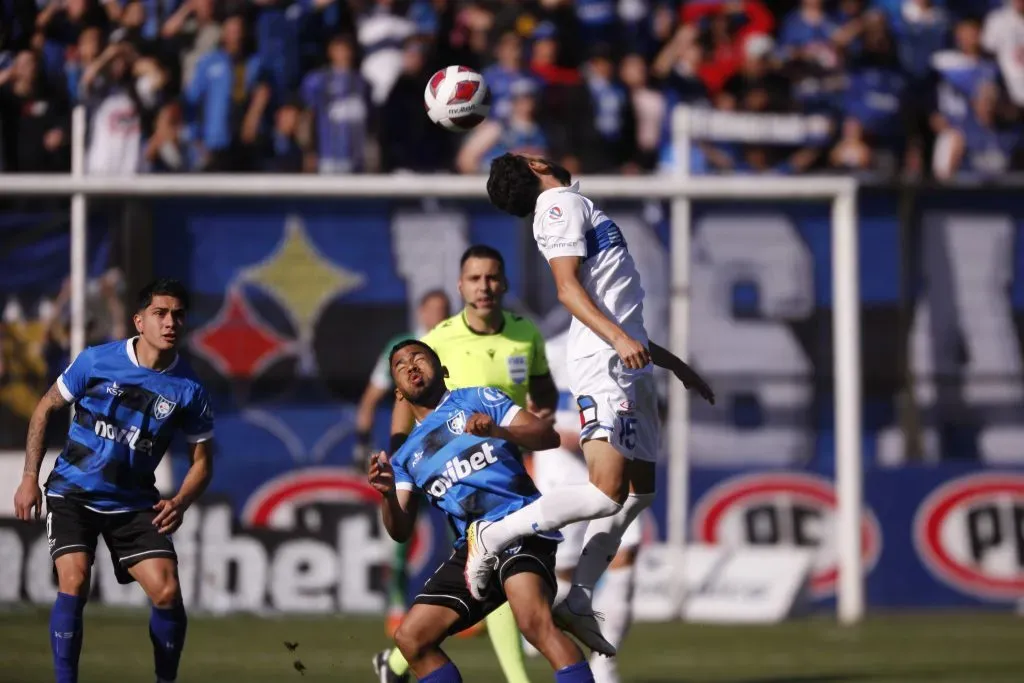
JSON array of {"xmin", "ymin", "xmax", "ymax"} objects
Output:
[
  {"xmin": 379, "ymin": 37, "xmax": 451, "ymax": 173},
  {"xmin": 81, "ymin": 41, "xmax": 143, "ymax": 174},
  {"xmin": 778, "ymin": 0, "xmax": 839, "ymax": 72},
  {"xmin": 144, "ymin": 98, "xmax": 187, "ymax": 171},
  {"xmin": 300, "ymin": 33, "xmax": 370, "ymax": 174},
  {"xmin": 829, "ymin": 116, "xmax": 874, "ymax": 172},
  {"xmin": 578, "ymin": 43, "xmax": 636, "ymax": 172},
  {"xmin": 982, "ymin": 0, "xmax": 1024, "ymax": 108},
  {"xmin": 162, "ymin": 0, "xmax": 221, "ymax": 88},
  {"xmin": 357, "ymin": 0, "xmax": 416, "ymax": 106},
  {"xmin": 681, "ymin": 0, "xmax": 775, "ymax": 94},
  {"xmin": 264, "ymin": 96, "xmax": 305, "ymax": 172},
  {"xmin": 0, "ymin": 50, "xmax": 69, "ymax": 172},
  {"xmin": 931, "ymin": 17, "xmax": 998, "ymax": 140},
  {"xmin": 185, "ymin": 14, "xmax": 270, "ymax": 171},
  {"xmin": 483, "ymin": 30, "xmax": 537, "ymax": 122},
  {"xmin": 934, "ymin": 81, "xmax": 1022, "ymax": 180},
  {"xmin": 456, "ymin": 78, "xmax": 547, "ymax": 174},
  {"xmin": 719, "ymin": 34, "xmax": 790, "ymax": 113},
  {"xmin": 252, "ymin": 0, "xmax": 303, "ymax": 98},
  {"xmin": 619, "ymin": 51, "xmax": 666, "ymax": 170},
  {"xmin": 64, "ymin": 26, "xmax": 104, "ymax": 104}
]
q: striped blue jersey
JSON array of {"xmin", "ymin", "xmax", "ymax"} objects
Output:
[
  {"xmin": 45, "ymin": 338, "xmax": 214, "ymax": 512},
  {"xmin": 391, "ymin": 387, "xmax": 557, "ymax": 547}
]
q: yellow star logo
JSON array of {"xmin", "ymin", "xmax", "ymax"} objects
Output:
[{"xmin": 241, "ymin": 215, "xmax": 365, "ymax": 340}]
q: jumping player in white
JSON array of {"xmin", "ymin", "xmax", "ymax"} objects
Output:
[{"xmin": 473, "ymin": 153, "xmax": 715, "ymax": 655}]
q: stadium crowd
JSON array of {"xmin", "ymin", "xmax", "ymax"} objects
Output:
[{"xmin": 0, "ymin": 0, "xmax": 1021, "ymax": 179}]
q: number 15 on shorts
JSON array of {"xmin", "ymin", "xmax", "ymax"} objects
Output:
[{"xmin": 618, "ymin": 416, "xmax": 638, "ymax": 450}]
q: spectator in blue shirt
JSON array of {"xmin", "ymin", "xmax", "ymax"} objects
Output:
[
  {"xmin": 264, "ymin": 96, "xmax": 305, "ymax": 172},
  {"xmin": 299, "ymin": 33, "xmax": 370, "ymax": 174},
  {"xmin": 253, "ymin": 0, "xmax": 304, "ymax": 99},
  {"xmin": 482, "ymin": 31, "xmax": 538, "ymax": 123},
  {"xmin": 185, "ymin": 14, "xmax": 271, "ymax": 171},
  {"xmin": 936, "ymin": 81, "xmax": 1022, "ymax": 179},
  {"xmin": 892, "ymin": 0, "xmax": 950, "ymax": 85},
  {"xmin": 778, "ymin": 0, "xmax": 840, "ymax": 71},
  {"xmin": 931, "ymin": 17, "xmax": 998, "ymax": 132}
]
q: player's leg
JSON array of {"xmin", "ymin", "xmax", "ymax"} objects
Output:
[
  {"xmin": 387, "ymin": 539, "xmax": 411, "ymax": 638},
  {"xmin": 588, "ymin": 541, "xmax": 639, "ymax": 683},
  {"xmin": 499, "ymin": 540, "xmax": 594, "ymax": 682},
  {"xmin": 47, "ymin": 497, "xmax": 99, "ymax": 683},
  {"xmin": 392, "ymin": 546, "xmax": 490, "ymax": 683},
  {"xmin": 106, "ymin": 508, "xmax": 183, "ymax": 683}
]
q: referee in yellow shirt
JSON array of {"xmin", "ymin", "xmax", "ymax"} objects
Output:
[{"xmin": 374, "ymin": 245, "xmax": 557, "ymax": 683}]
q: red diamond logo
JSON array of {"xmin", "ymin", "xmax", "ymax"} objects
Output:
[{"xmin": 192, "ymin": 288, "xmax": 290, "ymax": 379}]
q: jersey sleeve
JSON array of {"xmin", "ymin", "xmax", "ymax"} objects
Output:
[
  {"xmin": 473, "ymin": 387, "xmax": 521, "ymax": 428},
  {"xmin": 536, "ymin": 194, "xmax": 588, "ymax": 261},
  {"xmin": 391, "ymin": 451, "xmax": 415, "ymax": 492},
  {"xmin": 56, "ymin": 348, "xmax": 95, "ymax": 403},
  {"xmin": 181, "ymin": 385, "xmax": 215, "ymax": 444},
  {"xmin": 529, "ymin": 324, "xmax": 550, "ymax": 376}
]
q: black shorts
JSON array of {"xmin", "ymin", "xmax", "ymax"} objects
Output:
[
  {"xmin": 46, "ymin": 495, "xmax": 177, "ymax": 585},
  {"xmin": 413, "ymin": 536, "xmax": 558, "ymax": 635}
]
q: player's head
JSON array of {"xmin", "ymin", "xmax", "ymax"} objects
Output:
[
  {"xmin": 389, "ymin": 339, "xmax": 448, "ymax": 406},
  {"xmin": 418, "ymin": 289, "xmax": 451, "ymax": 331},
  {"xmin": 134, "ymin": 278, "xmax": 189, "ymax": 351},
  {"xmin": 458, "ymin": 245, "xmax": 507, "ymax": 316},
  {"xmin": 486, "ymin": 153, "xmax": 572, "ymax": 218}
]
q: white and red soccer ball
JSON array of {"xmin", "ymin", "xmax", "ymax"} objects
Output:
[{"xmin": 424, "ymin": 65, "xmax": 490, "ymax": 132}]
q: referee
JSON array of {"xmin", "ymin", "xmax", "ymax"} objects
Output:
[{"xmin": 374, "ymin": 245, "xmax": 557, "ymax": 683}]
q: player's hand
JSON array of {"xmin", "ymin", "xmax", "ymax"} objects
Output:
[
  {"xmin": 672, "ymin": 362, "xmax": 716, "ymax": 405},
  {"xmin": 527, "ymin": 398, "xmax": 555, "ymax": 426},
  {"xmin": 14, "ymin": 476, "xmax": 42, "ymax": 521},
  {"xmin": 367, "ymin": 451, "xmax": 395, "ymax": 495},
  {"xmin": 613, "ymin": 336, "xmax": 651, "ymax": 370},
  {"xmin": 465, "ymin": 412, "xmax": 498, "ymax": 438},
  {"xmin": 152, "ymin": 498, "xmax": 187, "ymax": 535}
]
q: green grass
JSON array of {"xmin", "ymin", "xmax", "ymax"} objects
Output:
[{"xmin": 1, "ymin": 607, "xmax": 1022, "ymax": 682}]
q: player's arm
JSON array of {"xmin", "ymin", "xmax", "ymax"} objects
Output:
[
  {"xmin": 389, "ymin": 396, "xmax": 415, "ymax": 454},
  {"xmin": 14, "ymin": 383, "xmax": 71, "ymax": 521},
  {"xmin": 153, "ymin": 439, "xmax": 214, "ymax": 534},
  {"xmin": 466, "ymin": 407, "xmax": 559, "ymax": 452},
  {"xmin": 368, "ymin": 451, "xmax": 420, "ymax": 542},
  {"xmin": 648, "ymin": 340, "xmax": 716, "ymax": 404},
  {"xmin": 527, "ymin": 372, "xmax": 558, "ymax": 415},
  {"xmin": 549, "ymin": 256, "xmax": 650, "ymax": 369}
]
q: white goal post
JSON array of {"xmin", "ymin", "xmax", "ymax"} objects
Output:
[{"xmin": 0, "ymin": 106, "xmax": 863, "ymax": 623}]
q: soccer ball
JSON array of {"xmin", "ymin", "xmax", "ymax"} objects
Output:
[{"xmin": 424, "ymin": 66, "xmax": 490, "ymax": 132}]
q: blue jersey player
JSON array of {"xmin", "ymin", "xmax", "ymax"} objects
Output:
[
  {"xmin": 13, "ymin": 279, "xmax": 215, "ymax": 683},
  {"xmin": 367, "ymin": 339, "xmax": 596, "ymax": 683}
]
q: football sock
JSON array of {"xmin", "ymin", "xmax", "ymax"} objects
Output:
[
  {"xmin": 389, "ymin": 540, "xmax": 410, "ymax": 612},
  {"xmin": 482, "ymin": 484, "xmax": 621, "ymax": 553},
  {"xmin": 388, "ymin": 646, "xmax": 411, "ymax": 676},
  {"xmin": 486, "ymin": 603, "xmax": 531, "ymax": 683},
  {"xmin": 149, "ymin": 603, "xmax": 187, "ymax": 682},
  {"xmin": 569, "ymin": 493, "xmax": 653, "ymax": 608},
  {"xmin": 589, "ymin": 566, "xmax": 635, "ymax": 683},
  {"xmin": 51, "ymin": 592, "xmax": 86, "ymax": 683},
  {"xmin": 555, "ymin": 661, "xmax": 595, "ymax": 683},
  {"xmin": 420, "ymin": 660, "xmax": 463, "ymax": 683},
  {"xmin": 555, "ymin": 577, "xmax": 572, "ymax": 606}
]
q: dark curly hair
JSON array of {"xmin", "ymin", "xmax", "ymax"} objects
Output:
[
  {"xmin": 486, "ymin": 153, "xmax": 542, "ymax": 218},
  {"xmin": 137, "ymin": 278, "xmax": 190, "ymax": 312}
]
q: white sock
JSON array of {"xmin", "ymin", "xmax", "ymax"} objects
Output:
[
  {"xmin": 482, "ymin": 483, "xmax": 621, "ymax": 552},
  {"xmin": 588, "ymin": 566, "xmax": 635, "ymax": 683},
  {"xmin": 554, "ymin": 577, "xmax": 572, "ymax": 606},
  {"xmin": 569, "ymin": 493, "xmax": 653, "ymax": 606}
]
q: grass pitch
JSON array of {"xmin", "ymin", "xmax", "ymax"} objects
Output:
[{"xmin": 0, "ymin": 607, "xmax": 1022, "ymax": 682}]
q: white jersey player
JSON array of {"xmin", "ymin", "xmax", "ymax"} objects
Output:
[
  {"xmin": 531, "ymin": 331, "xmax": 641, "ymax": 683},
  {"xmin": 469, "ymin": 153, "xmax": 715, "ymax": 655}
]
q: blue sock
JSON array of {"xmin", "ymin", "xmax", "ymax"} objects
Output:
[
  {"xmin": 555, "ymin": 660, "xmax": 595, "ymax": 683},
  {"xmin": 149, "ymin": 603, "xmax": 187, "ymax": 682},
  {"xmin": 419, "ymin": 660, "xmax": 463, "ymax": 683},
  {"xmin": 50, "ymin": 592, "xmax": 86, "ymax": 683}
]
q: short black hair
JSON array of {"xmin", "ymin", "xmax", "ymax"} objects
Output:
[
  {"xmin": 486, "ymin": 153, "xmax": 541, "ymax": 218},
  {"xmin": 137, "ymin": 278, "xmax": 190, "ymax": 312},
  {"xmin": 418, "ymin": 288, "xmax": 451, "ymax": 310},
  {"xmin": 388, "ymin": 339, "xmax": 441, "ymax": 367},
  {"xmin": 459, "ymin": 244, "xmax": 505, "ymax": 273}
]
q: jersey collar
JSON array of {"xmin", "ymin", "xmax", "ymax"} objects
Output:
[
  {"xmin": 416, "ymin": 390, "xmax": 452, "ymax": 427},
  {"xmin": 461, "ymin": 310, "xmax": 506, "ymax": 336},
  {"xmin": 535, "ymin": 181, "xmax": 580, "ymax": 210},
  {"xmin": 126, "ymin": 337, "xmax": 179, "ymax": 373}
]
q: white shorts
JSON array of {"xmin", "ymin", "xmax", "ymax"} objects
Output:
[
  {"xmin": 532, "ymin": 445, "xmax": 641, "ymax": 568},
  {"xmin": 567, "ymin": 347, "xmax": 660, "ymax": 463}
]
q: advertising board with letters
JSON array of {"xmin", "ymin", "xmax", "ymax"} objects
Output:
[{"xmin": 1, "ymin": 188, "xmax": 1024, "ymax": 612}]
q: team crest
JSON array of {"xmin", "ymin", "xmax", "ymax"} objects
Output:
[
  {"xmin": 480, "ymin": 388, "xmax": 507, "ymax": 406},
  {"xmin": 507, "ymin": 355, "xmax": 528, "ymax": 385},
  {"xmin": 447, "ymin": 411, "xmax": 467, "ymax": 435},
  {"xmin": 548, "ymin": 206, "xmax": 563, "ymax": 221},
  {"xmin": 153, "ymin": 395, "xmax": 177, "ymax": 420}
]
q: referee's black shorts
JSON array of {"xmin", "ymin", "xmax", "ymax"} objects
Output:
[
  {"xmin": 413, "ymin": 536, "xmax": 558, "ymax": 635},
  {"xmin": 46, "ymin": 495, "xmax": 177, "ymax": 585}
]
